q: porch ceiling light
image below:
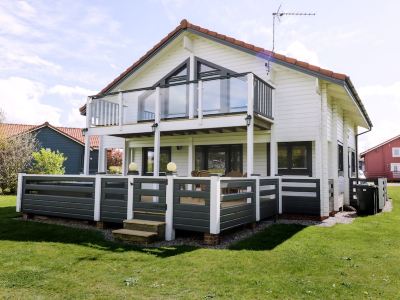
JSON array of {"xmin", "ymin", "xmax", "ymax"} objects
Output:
[
  {"xmin": 151, "ymin": 122, "xmax": 158, "ymax": 132},
  {"xmin": 245, "ymin": 114, "xmax": 252, "ymax": 126}
]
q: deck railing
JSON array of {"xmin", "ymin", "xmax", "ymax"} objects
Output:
[
  {"xmin": 87, "ymin": 73, "xmax": 274, "ymax": 127},
  {"xmin": 17, "ymin": 174, "xmax": 286, "ymax": 240}
]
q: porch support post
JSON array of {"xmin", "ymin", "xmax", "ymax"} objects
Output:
[
  {"xmin": 278, "ymin": 177, "xmax": 283, "ymax": 214},
  {"xmin": 165, "ymin": 175, "xmax": 175, "ymax": 240},
  {"xmin": 319, "ymin": 83, "xmax": 330, "ymax": 217},
  {"xmin": 330, "ymin": 103, "xmax": 340, "ymax": 210},
  {"xmin": 83, "ymin": 134, "xmax": 91, "ymax": 175},
  {"xmin": 209, "ymin": 175, "xmax": 221, "ymax": 234},
  {"xmin": 270, "ymin": 125, "xmax": 277, "ymax": 176},
  {"xmin": 122, "ymin": 139, "xmax": 127, "ymax": 175},
  {"xmin": 97, "ymin": 136, "xmax": 106, "ymax": 173},
  {"xmin": 127, "ymin": 175, "xmax": 134, "ymax": 220},
  {"xmin": 246, "ymin": 73, "xmax": 254, "ymax": 177},
  {"xmin": 153, "ymin": 87, "xmax": 161, "ymax": 176},
  {"xmin": 343, "ymin": 116, "xmax": 350, "ymax": 205},
  {"xmin": 187, "ymin": 137, "xmax": 194, "ymax": 176},
  {"xmin": 94, "ymin": 175, "xmax": 102, "ymax": 221}
]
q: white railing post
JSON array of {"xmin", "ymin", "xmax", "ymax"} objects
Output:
[
  {"xmin": 127, "ymin": 175, "xmax": 134, "ymax": 220},
  {"xmin": 278, "ymin": 177, "xmax": 282, "ymax": 214},
  {"xmin": 118, "ymin": 92, "xmax": 123, "ymax": 129},
  {"xmin": 165, "ymin": 175, "xmax": 175, "ymax": 241},
  {"xmin": 198, "ymin": 80, "xmax": 203, "ymax": 122},
  {"xmin": 209, "ymin": 175, "xmax": 221, "ymax": 234},
  {"xmin": 252, "ymin": 175, "xmax": 260, "ymax": 221},
  {"xmin": 246, "ymin": 73, "xmax": 254, "ymax": 177},
  {"xmin": 16, "ymin": 173, "xmax": 24, "ymax": 212},
  {"xmin": 94, "ymin": 175, "xmax": 102, "ymax": 221}
]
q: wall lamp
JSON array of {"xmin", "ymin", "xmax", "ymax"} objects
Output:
[
  {"xmin": 245, "ymin": 114, "xmax": 252, "ymax": 126},
  {"xmin": 151, "ymin": 122, "xmax": 158, "ymax": 132},
  {"xmin": 81, "ymin": 128, "xmax": 88, "ymax": 136}
]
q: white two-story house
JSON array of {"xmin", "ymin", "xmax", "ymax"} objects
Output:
[{"xmin": 80, "ymin": 19, "xmax": 372, "ymax": 219}]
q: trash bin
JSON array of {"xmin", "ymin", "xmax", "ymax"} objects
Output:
[{"xmin": 354, "ymin": 184, "xmax": 378, "ymax": 215}]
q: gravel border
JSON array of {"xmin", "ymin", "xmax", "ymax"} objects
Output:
[{"xmin": 18, "ymin": 199, "xmax": 393, "ymax": 249}]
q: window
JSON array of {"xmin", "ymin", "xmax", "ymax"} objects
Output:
[
  {"xmin": 392, "ymin": 147, "xmax": 400, "ymax": 157},
  {"xmin": 142, "ymin": 147, "xmax": 171, "ymax": 175},
  {"xmin": 391, "ymin": 163, "xmax": 400, "ymax": 172},
  {"xmin": 277, "ymin": 142, "xmax": 312, "ymax": 176},
  {"xmin": 338, "ymin": 144, "xmax": 344, "ymax": 174},
  {"xmin": 195, "ymin": 144, "xmax": 243, "ymax": 175}
]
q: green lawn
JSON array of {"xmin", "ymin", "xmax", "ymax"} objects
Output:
[{"xmin": 0, "ymin": 190, "xmax": 400, "ymax": 299}]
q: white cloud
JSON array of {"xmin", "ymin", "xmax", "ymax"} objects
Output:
[
  {"xmin": 358, "ymin": 81, "xmax": 400, "ymax": 151},
  {"xmin": 281, "ymin": 41, "xmax": 320, "ymax": 65},
  {"xmin": 48, "ymin": 84, "xmax": 95, "ymax": 127},
  {"xmin": 0, "ymin": 77, "xmax": 61, "ymax": 125}
]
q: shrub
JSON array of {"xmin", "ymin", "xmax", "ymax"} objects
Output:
[{"xmin": 29, "ymin": 148, "xmax": 66, "ymax": 175}]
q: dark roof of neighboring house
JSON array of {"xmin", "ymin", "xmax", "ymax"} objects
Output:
[
  {"xmin": 0, "ymin": 122, "xmax": 99, "ymax": 149},
  {"xmin": 360, "ymin": 134, "xmax": 400, "ymax": 157},
  {"xmin": 78, "ymin": 19, "xmax": 372, "ymax": 128}
]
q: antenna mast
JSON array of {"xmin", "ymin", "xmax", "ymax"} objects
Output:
[{"xmin": 266, "ymin": 5, "xmax": 315, "ymax": 73}]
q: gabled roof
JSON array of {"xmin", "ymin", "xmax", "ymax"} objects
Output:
[
  {"xmin": 79, "ymin": 19, "xmax": 372, "ymax": 128},
  {"xmin": 360, "ymin": 134, "xmax": 400, "ymax": 157},
  {"xmin": 0, "ymin": 122, "xmax": 99, "ymax": 149}
]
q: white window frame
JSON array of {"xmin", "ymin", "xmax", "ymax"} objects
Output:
[
  {"xmin": 392, "ymin": 147, "xmax": 400, "ymax": 157},
  {"xmin": 390, "ymin": 163, "xmax": 400, "ymax": 172}
]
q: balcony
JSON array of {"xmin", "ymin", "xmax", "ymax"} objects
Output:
[{"xmin": 87, "ymin": 73, "xmax": 273, "ymax": 130}]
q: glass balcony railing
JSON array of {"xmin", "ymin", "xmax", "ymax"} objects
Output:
[{"xmin": 88, "ymin": 73, "xmax": 273, "ymax": 127}]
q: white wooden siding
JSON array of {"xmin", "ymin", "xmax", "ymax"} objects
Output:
[
  {"xmin": 327, "ymin": 99, "xmax": 333, "ymax": 141},
  {"xmin": 337, "ymin": 107, "xmax": 344, "ymax": 143},
  {"xmin": 274, "ymin": 69, "xmax": 320, "ymax": 142}
]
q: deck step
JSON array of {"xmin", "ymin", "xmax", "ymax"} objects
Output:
[
  {"xmin": 123, "ymin": 219, "xmax": 165, "ymax": 236},
  {"xmin": 112, "ymin": 229, "xmax": 158, "ymax": 244}
]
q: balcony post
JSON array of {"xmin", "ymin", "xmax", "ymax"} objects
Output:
[
  {"xmin": 209, "ymin": 175, "xmax": 221, "ymax": 235},
  {"xmin": 246, "ymin": 73, "xmax": 254, "ymax": 177},
  {"xmin": 118, "ymin": 92, "xmax": 123, "ymax": 130},
  {"xmin": 153, "ymin": 87, "xmax": 161, "ymax": 176},
  {"xmin": 198, "ymin": 80, "xmax": 203, "ymax": 122}
]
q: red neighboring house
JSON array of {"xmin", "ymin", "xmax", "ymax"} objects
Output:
[{"xmin": 361, "ymin": 134, "xmax": 400, "ymax": 181}]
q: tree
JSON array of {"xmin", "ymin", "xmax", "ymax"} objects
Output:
[
  {"xmin": 0, "ymin": 111, "xmax": 37, "ymax": 193},
  {"xmin": 29, "ymin": 148, "xmax": 66, "ymax": 175}
]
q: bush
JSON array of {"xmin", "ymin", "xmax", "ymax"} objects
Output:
[
  {"xmin": 29, "ymin": 148, "xmax": 67, "ymax": 175},
  {"xmin": 0, "ymin": 132, "xmax": 37, "ymax": 193}
]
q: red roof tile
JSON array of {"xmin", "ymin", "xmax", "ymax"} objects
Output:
[{"xmin": 0, "ymin": 122, "xmax": 99, "ymax": 149}]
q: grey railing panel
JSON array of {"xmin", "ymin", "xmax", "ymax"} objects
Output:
[
  {"xmin": 253, "ymin": 76, "xmax": 273, "ymax": 120},
  {"xmin": 220, "ymin": 179, "xmax": 256, "ymax": 231},
  {"xmin": 21, "ymin": 176, "xmax": 95, "ymax": 220},
  {"xmin": 133, "ymin": 177, "xmax": 168, "ymax": 222},
  {"xmin": 173, "ymin": 179, "xmax": 211, "ymax": 233},
  {"xmin": 281, "ymin": 178, "xmax": 320, "ymax": 215},
  {"xmin": 100, "ymin": 178, "xmax": 128, "ymax": 223},
  {"xmin": 259, "ymin": 178, "xmax": 279, "ymax": 220}
]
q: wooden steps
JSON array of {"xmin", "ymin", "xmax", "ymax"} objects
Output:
[{"xmin": 112, "ymin": 219, "xmax": 166, "ymax": 244}]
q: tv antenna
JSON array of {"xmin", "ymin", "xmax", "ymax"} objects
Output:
[{"xmin": 266, "ymin": 5, "xmax": 315, "ymax": 74}]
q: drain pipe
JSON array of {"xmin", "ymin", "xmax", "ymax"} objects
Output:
[{"xmin": 355, "ymin": 127, "xmax": 372, "ymax": 180}]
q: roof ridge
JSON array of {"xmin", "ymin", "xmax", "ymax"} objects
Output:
[{"xmin": 361, "ymin": 134, "xmax": 400, "ymax": 156}]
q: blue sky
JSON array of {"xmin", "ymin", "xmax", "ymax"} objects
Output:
[{"xmin": 0, "ymin": 0, "xmax": 399, "ymax": 151}]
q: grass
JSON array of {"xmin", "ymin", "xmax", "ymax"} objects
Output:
[{"xmin": 0, "ymin": 190, "xmax": 400, "ymax": 299}]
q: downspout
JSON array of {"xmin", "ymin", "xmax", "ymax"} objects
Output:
[{"xmin": 355, "ymin": 127, "xmax": 372, "ymax": 180}]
